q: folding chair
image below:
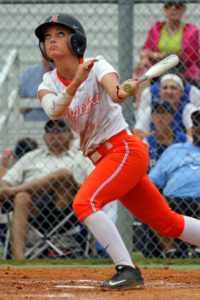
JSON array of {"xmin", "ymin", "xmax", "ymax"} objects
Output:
[
  {"xmin": 3, "ymin": 195, "xmax": 91, "ymax": 259},
  {"xmin": 25, "ymin": 213, "xmax": 91, "ymax": 259}
]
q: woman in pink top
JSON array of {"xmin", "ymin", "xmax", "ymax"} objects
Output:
[{"xmin": 136, "ymin": 1, "xmax": 200, "ymax": 86}]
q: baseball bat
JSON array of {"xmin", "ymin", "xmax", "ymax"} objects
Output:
[{"xmin": 123, "ymin": 54, "xmax": 179, "ymax": 93}]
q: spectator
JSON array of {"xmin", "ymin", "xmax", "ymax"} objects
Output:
[
  {"xmin": 139, "ymin": 99, "xmax": 189, "ymax": 257},
  {"xmin": 144, "ymin": 99, "xmax": 190, "ymax": 171},
  {"xmin": 19, "ymin": 57, "xmax": 54, "ymax": 121},
  {"xmin": 134, "ymin": 73, "xmax": 199, "ymax": 139},
  {"xmin": 0, "ymin": 138, "xmax": 38, "ymax": 178},
  {"xmin": 0, "ymin": 138, "xmax": 38, "ymax": 249},
  {"xmin": 135, "ymin": 1, "xmax": 200, "ymax": 87},
  {"xmin": 0, "ymin": 119, "xmax": 94, "ymax": 259},
  {"xmin": 148, "ymin": 108, "xmax": 200, "ymax": 258}
]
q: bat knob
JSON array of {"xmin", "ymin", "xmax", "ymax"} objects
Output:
[{"xmin": 123, "ymin": 82, "xmax": 133, "ymax": 93}]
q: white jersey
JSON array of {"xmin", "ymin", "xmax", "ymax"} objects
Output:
[{"xmin": 38, "ymin": 55, "xmax": 128, "ymax": 156}]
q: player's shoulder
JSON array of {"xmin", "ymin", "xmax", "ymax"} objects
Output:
[{"xmin": 43, "ymin": 68, "xmax": 57, "ymax": 84}]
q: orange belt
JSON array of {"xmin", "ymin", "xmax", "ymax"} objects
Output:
[{"xmin": 89, "ymin": 129, "xmax": 133, "ymax": 164}]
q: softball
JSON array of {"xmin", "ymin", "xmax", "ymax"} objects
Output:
[{"xmin": 123, "ymin": 82, "xmax": 133, "ymax": 93}]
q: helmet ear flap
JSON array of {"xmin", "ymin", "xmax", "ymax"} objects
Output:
[
  {"xmin": 39, "ymin": 41, "xmax": 53, "ymax": 63},
  {"xmin": 68, "ymin": 33, "xmax": 86, "ymax": 57}
]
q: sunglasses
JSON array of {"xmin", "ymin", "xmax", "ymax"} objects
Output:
[
  {"xmin": 161, "ymin": 85, "xmax": 179, "ymax": 91},
  {"xmin": 164, "ymin": 2, "xmax": 185, "ymax": 9}
]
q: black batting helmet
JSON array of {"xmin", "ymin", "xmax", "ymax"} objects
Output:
[{"xmin": 35, "ymin": 13, "xmax": 87, "ymax": 61}]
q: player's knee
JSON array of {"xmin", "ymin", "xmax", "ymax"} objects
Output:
[
  {"xmin": 72, "ymin": 198, "xmax": 87, "ymax": 220},
  {"xmin": 156, "ymin": 225, "xmax": 177, "ymax": 237},
  {"xmin": 73, "ymin": 197, "xmax": 96, "ymax": 221},
  {"xmin": 153, "ymin": 212, "xmax": 184, "ymax": 238},
  {"xmin": 72, "ymin": 199, "xmax": 78, "ymax": 215}
]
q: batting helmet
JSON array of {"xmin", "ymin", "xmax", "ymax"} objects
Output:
[{"xmin": 35, "ymin": 13, "xmax": 87, "ymax": 61}]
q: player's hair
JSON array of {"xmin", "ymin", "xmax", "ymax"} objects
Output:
[{"xmin": 35, "ymin": 13, "xmax": 87, "ymax": 62}]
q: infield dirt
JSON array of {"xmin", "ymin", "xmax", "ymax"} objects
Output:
[{"xmin": 0, "ymin": 265, "xmax": 200, "ymax": 299}]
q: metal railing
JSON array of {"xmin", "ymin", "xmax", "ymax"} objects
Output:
[{"xmin": 0, "ymin": 49, "xmax": 20, "ymax": 152}]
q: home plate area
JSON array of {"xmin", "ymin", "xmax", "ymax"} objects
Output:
[{"xmin": 0, "ymin": 266, "xmax": 200, "ymax": 299}]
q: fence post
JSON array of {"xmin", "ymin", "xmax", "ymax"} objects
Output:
[{"xmin": 118, "ymin": 0, "xmax": 134, "ymax": 256}]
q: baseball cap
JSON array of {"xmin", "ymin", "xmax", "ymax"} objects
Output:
[
  {"xmin": 191, "ymin": 110, "xmax": 200, "ymax": 126},
  {"xmin": 44, "ymin": 119, "xmax": 71, "ymax": 133},
  {"xmin": 152, "ymin": 99, "xmax": 174, "ymax": 115}
]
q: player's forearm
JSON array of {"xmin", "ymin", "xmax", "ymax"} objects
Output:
[
  {"xmin": 41, "ymin": 89, "xmax": 73, "ymax": 120},
  {"xmin": 41, "ymin": 78, "xmax": 84, "ymax": 120},
  {"xmin": 113, "ymin": 80, "xmax": 139, "ymax": 103},
  {"xmin": 101, "ymin": 74, "xmax": 139, "ymax": 103}
]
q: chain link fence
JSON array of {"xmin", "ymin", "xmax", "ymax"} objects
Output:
[{"xmin": 0, "ymin": 0, "xmax": 200, "ymax": 259}]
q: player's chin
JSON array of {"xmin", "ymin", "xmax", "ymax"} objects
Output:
[{"xmin": 46, "ymin": 50, "xmax": 60, "ymax": 60}]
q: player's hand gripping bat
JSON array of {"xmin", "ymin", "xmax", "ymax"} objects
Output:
[{"xmin": 123, "ymin": 54, "xmax": 179, "ymax": 93}]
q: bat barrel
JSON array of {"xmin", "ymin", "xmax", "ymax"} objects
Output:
[{"xmin": 138, "ymin": 75, "xmax": 148, "ymax": 83}]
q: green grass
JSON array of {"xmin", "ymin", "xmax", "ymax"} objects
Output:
[{"xmin": 0, "ymin": 252, "xmax": 200, "ymax": 266}]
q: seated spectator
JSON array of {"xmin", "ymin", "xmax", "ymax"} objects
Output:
[
  {"xmin": 19, "ymin": 57, "xmax": 54, "ymax": 121},
  {"xmin": 0, "ymin": 138, "xmax": 38, "ymax": 248},
  {"xmin": 134, "ymin": 1, "xmax": 200, "ymax": 87},
  {"xmin": 0, "ymin": 119, "xmax": 94, "ymax": 259},
  {"xmin": 0, "ymin": 138, "xmax": 38, "ymax": 177},
  {"xmin": 148, "ymin": 108, "xmax": 200, "ymax": 258},
  {"xmin": 134, "ymin": 73, "xmax": 200, "ymax": 139},
  {"xmin": 144, "ymin": 99, "xmax": 190, "ymax": 171},
  {"xmin": 138, "ymin": 99, "xmax": 189, "ymax": 257}
]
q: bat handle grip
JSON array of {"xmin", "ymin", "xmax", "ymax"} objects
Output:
[{"xmin": 138, "ymin": 75, "xmax": 148, "ymax": 83}]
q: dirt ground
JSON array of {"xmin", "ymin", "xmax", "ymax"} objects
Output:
[{"xmin": 0, "ymin": 265, "xmax": 200, "ymax": 299}]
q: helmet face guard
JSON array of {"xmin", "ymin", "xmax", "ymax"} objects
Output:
[{"xmin": 35, "ymin": 13, "xmax": 87, "ymax": 61}]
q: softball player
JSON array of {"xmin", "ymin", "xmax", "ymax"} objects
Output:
[{"xmin": 35, "ymin": 13, "xmax": 200, "ymax": 290}]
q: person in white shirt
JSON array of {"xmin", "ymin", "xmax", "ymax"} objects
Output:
[{"xmin": 0, "ymin": 119, "xmax": 93, "ymax": 259}]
